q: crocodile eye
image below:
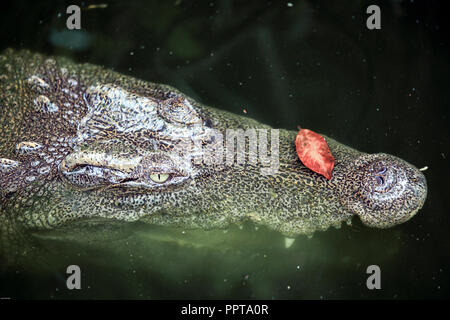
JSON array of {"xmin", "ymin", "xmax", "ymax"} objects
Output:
[{"xmin": 149, "ymin": 173, "xmax": 170, "ymax": 183}]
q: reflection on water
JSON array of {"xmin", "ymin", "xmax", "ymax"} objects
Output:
[{"xmin": 1, "ymin": 219, "xmax": 412, "ymax": 299}]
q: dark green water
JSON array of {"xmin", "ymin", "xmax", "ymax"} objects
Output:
[{"xmin": 0, "ymin": 0, "xmax": 449, "ymax": 299}]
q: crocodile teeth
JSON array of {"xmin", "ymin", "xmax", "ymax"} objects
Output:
[{"xmin": 284, "ymin": 237, "xmax": 295, "ymax": 248}]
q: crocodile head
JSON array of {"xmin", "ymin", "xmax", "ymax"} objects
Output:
[
  {"xmin": 0, "ymin": 50, "xmax": 427, "ymax": 240},
  {"xmin": 53, "ymin": 83, "xmax": 427, "ymax": 236}
]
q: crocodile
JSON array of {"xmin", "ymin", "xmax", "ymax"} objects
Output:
[{"xmin": 0, "ymin": 49, "xmax": 427, "ymax": 266}]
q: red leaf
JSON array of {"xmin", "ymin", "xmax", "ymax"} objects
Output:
[{"xmin": 295, "ymin": 129, "xmax": 335, "ymax": 180}]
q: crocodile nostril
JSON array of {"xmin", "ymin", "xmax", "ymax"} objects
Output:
[
  {"xmin": 377, "ymin": 166, "xmax": 387, "ymax": 174},
  {"xmin": 376, "ymin": 176, "xmax": 384, "ymax": 185}
]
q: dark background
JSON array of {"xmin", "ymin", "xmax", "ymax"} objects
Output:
[{"xmin": 0, "ymin": 0, "xmax": 448, "ymax": 299}]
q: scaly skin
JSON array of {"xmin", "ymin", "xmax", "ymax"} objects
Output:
[{"xmin": 0, "ymin": 49, "xmax": 427, "ymax": 265}]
